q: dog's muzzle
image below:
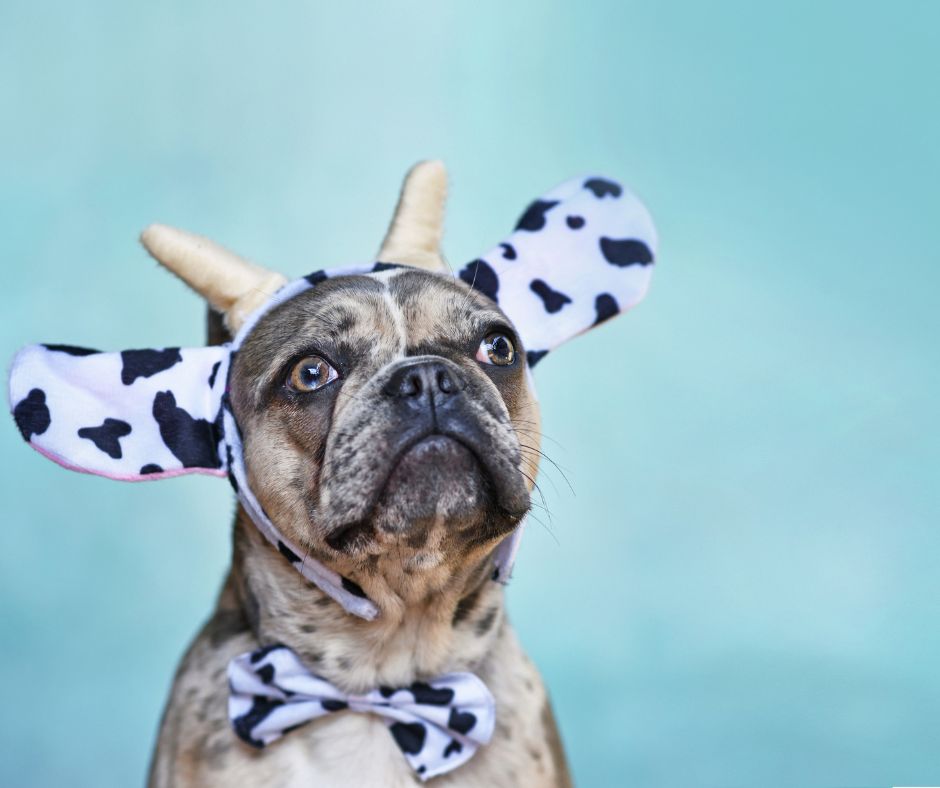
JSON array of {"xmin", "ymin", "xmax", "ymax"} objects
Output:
[{"xmin": 381, "ymin": 357, "xmax": 530, "ymax": 515}]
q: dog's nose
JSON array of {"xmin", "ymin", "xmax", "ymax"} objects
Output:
[{"xmin": 382, "ymin": 359, "xmax": 464, "ymax": 405}]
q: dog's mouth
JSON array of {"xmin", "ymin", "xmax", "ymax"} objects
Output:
[{"xmin": 324, "ymin": 426, "xmax": 529, "ymax": 553}]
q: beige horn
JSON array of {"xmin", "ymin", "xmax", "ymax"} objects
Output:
[
  {"xmin": 140, "ymin": 224, "xmax": 288, "ymax": 334},
  {"xmin": 377, "ymin": 160, "xmax": 450, "ymax": 272}
]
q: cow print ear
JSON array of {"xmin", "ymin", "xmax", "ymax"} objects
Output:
[
  {"xmin": 8, "ymin": 343, "xmax": 230, "ymax": 481},
  {"xmin": 461, "ymin": 173, "xmax": 657, "ymax": 366}
]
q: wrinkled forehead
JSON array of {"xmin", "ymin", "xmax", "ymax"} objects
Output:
[{"xmin": 234, "ymin": 269, "xmax": 513, "ymax": 394}]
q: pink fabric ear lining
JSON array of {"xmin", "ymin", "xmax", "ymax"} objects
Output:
[{"xmin": 28, "ymin": 440, "xmax": 227, "ymax": 481}]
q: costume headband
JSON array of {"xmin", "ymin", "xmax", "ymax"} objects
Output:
[{"xmin": 9, "ymin": 172, "xmax": 657, "ymax": 619}]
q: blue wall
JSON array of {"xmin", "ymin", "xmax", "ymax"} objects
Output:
[{"xmin": 2, "ymin": 2, "xmax": 938, "ymax": 785}]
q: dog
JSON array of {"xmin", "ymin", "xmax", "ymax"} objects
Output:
[
  {"xmin": 149, "ymin": 162, "xmax": 568, "ymax": 787},
  {"xmin": 9, "ymin": 161, "xmax": 656, "ymax": 786}
]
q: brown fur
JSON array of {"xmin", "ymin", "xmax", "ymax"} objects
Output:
[{"xmin": 148, "ymin": 268, "xmax": 570, "ymax": 786}]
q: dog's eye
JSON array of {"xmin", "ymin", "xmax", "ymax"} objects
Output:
[
  {"xmin": 476, "ymin": 333, "xmax": 516, "ymax": 366},
  {"xmin": 287, "ymin": 356, "xmax": 339, "ymax": 392}
]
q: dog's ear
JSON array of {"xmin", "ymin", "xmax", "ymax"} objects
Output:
[
  {"xmin": 9, "ymin": 343, "xmax": 229, "ymax": 480},
  {"xmin": 456, "ymin": 175, "xmax": 658, "ymax": 367},
  {"xmin": 140, "ymin": 224, "xmax": 288, "ymax": 334},
  {"xmin": 377, "ymin": 160, "xmax": 450, "ymax": 273}
]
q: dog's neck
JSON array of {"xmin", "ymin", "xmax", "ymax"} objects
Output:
[{"xmin": 227, "ymin": 508, "xmax": 509, "ymax": 694}]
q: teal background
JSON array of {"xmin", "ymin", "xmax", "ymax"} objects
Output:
[{"xmin": 2, "ymin": 2, "xmax": 938, "ymax": 785}]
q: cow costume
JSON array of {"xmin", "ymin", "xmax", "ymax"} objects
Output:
[{"xmin": 9, "ymin": 174, "xmax": 656, "ymax": 780}]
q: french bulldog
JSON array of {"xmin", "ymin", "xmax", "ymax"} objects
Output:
[{"xmin": 147, "ymin": 162, "xmax": 572, "ymax": 787}]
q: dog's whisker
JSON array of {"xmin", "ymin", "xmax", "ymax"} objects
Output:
[
  {"xmin": 456, "ymin": 259, "xmax": 480, "ymax": 313},
  {"xmin": 517, "ymin": 446, "xmax": 574, "ymax": 483},
  {"xmin": 517, "ymin": 444, "xmax": 575, "ymax": 497},
  {"xmin": 523, "ymin": 510, "xmax": 560, "ymax": 546},
  {"xmin": 517, "ymin": 467, "xmax": 549, "ymax": 514},
  {"xmin": 525, "ymin": 499, "xmax": 554, "ymax": 525},
  {"xmin": 511, "ymin": 422, "xmax": 568, "ymax": 451}
]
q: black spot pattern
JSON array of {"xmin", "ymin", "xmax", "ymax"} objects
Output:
[
  {"xmin": 120, "ymin": 348, "xmax": 183, "ymax": 385},
  {"xmin": 390, "ymin": 722, "xmax": 427, "ymax": 755},
  {"xmin": 213, "ymin": 405, "xmax": 225, "ymax": 451},
  {"xmin": 13, "ymin": 388, "xmax": 51, "ymax": 441},
  {"xmin": 444, "ymin": 739, "xmax": 463, "ymax": 758},
  {"xmin": 372, "ymin": 262, "xmax": 404, "ymax": 272},
  {"xmin": 232, "ymin": 695, "xmax": 284, "ymax": 748},
  {"xmin": 584, "ymin": 177, "xmax": 622, "ymax": 198},
  {"xmin": 77, "ymin": 418, "xmax": 132, "ymax": 459},
  {"xmin": 594, "ymin": 293, "xmax": 620, "ymax": 325},
  {"xmin": 499, "ymin": 243, "xmax": 517, "ymax": 260},
  {"xmin": 515, "ymin": 199, "xmax": 559, "ymax": 231},
  {"xmin": 42, "ymin": 344, "xmax": 101, "ymax": 356},
  {"xmin": 409, "ymin": 682, "xmax": 455, "ymax": 706},
  {"xmin": 225, "ymin": 445, "xmax": 239, "ymax": 493},
  {"xmin": 458, "ymin": 259, "xmax": 499, "ymax": 303},
  {"xmin": 599, "ymin": 237, "xmax": 654, "ymax": 267},
  {"xmin": 525, "ymin": 350, "xmax": 548, "ymax": 368},
  {"xmin": 321, "ymin": 699, "xmax": 349, "ymax": 712},
  {"xmin": 529, "ymin": 279, "xmax": 572, "ymax": 314},
  {"xmin": 140, "ymin": 463, "xmax": 163, "ymax": 475},
  {"xmin": 250, "ymin": 644, "xmax": 286, "ymax": 664},
  {"xmin": 341, "ymin": 577, "xmax": 368, "ymax": 598},
  {"xmin": 208, "ymin": 361, "xmax": 221, "ymax": 388},
  {"xmin": 152, "ymin": 390, "xmax": 222, "ymax": 469},
  {"xmin": 257, "ymin": 664, "xmax": 275, "ymax": 684},
  {"xmin": 277, "ymin": 541, "xmax": 301, "ymax": 563},
  {"xmin": 305, "ymin": 270, "xmax": 329, "ymax": 287},
  {"xmin": 448, "ymin": 708, "xmax": 477, "ymax": 735},
  {"xmin": 566, "ymin": 215, "xmax": 585, "ymax": 229}
]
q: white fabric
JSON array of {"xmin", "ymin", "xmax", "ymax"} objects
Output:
[{"xmin": 228, "ymin": 644, "xmax": 496, "ymax": 781}]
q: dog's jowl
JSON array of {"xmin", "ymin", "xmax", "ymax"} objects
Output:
[{"xmin": 8, "ymin": 161, "xmax": 656, "ymax": 786}]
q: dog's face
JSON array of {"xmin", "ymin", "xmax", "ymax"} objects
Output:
[{"xmin": 229, "ymin": 268, "xmax": 539, "ymax": 588}]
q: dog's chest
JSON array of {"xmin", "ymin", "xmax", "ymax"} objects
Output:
[
  {"xmin": 245, "ymin": 712, "xmax": 523, "ymax": 788},
  {"xmin": 261, "ymin": 713, "xmax": 421, "ymax": 787}
]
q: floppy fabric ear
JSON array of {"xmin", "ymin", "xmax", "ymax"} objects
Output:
[
  {"xmin": 9, "ymin": 343, "xmax": 230, "ymax": 480},
  {"xmin": 457, "ymin": 175, "xmax": 658, "ymax": 367}
]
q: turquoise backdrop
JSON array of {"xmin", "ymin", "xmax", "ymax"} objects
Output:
[{"xmin": 2, "ymin": 2, "xmax": 938, "ymax": 785}]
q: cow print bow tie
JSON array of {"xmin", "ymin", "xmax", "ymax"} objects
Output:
[{"xmin": 228, "ymin": 644, "xmax": 496, "ymax": 781}]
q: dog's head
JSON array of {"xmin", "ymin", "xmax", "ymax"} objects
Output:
[{"xmin": 230, "ymin": 265, "xmax": 538, "ymax": 585}]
